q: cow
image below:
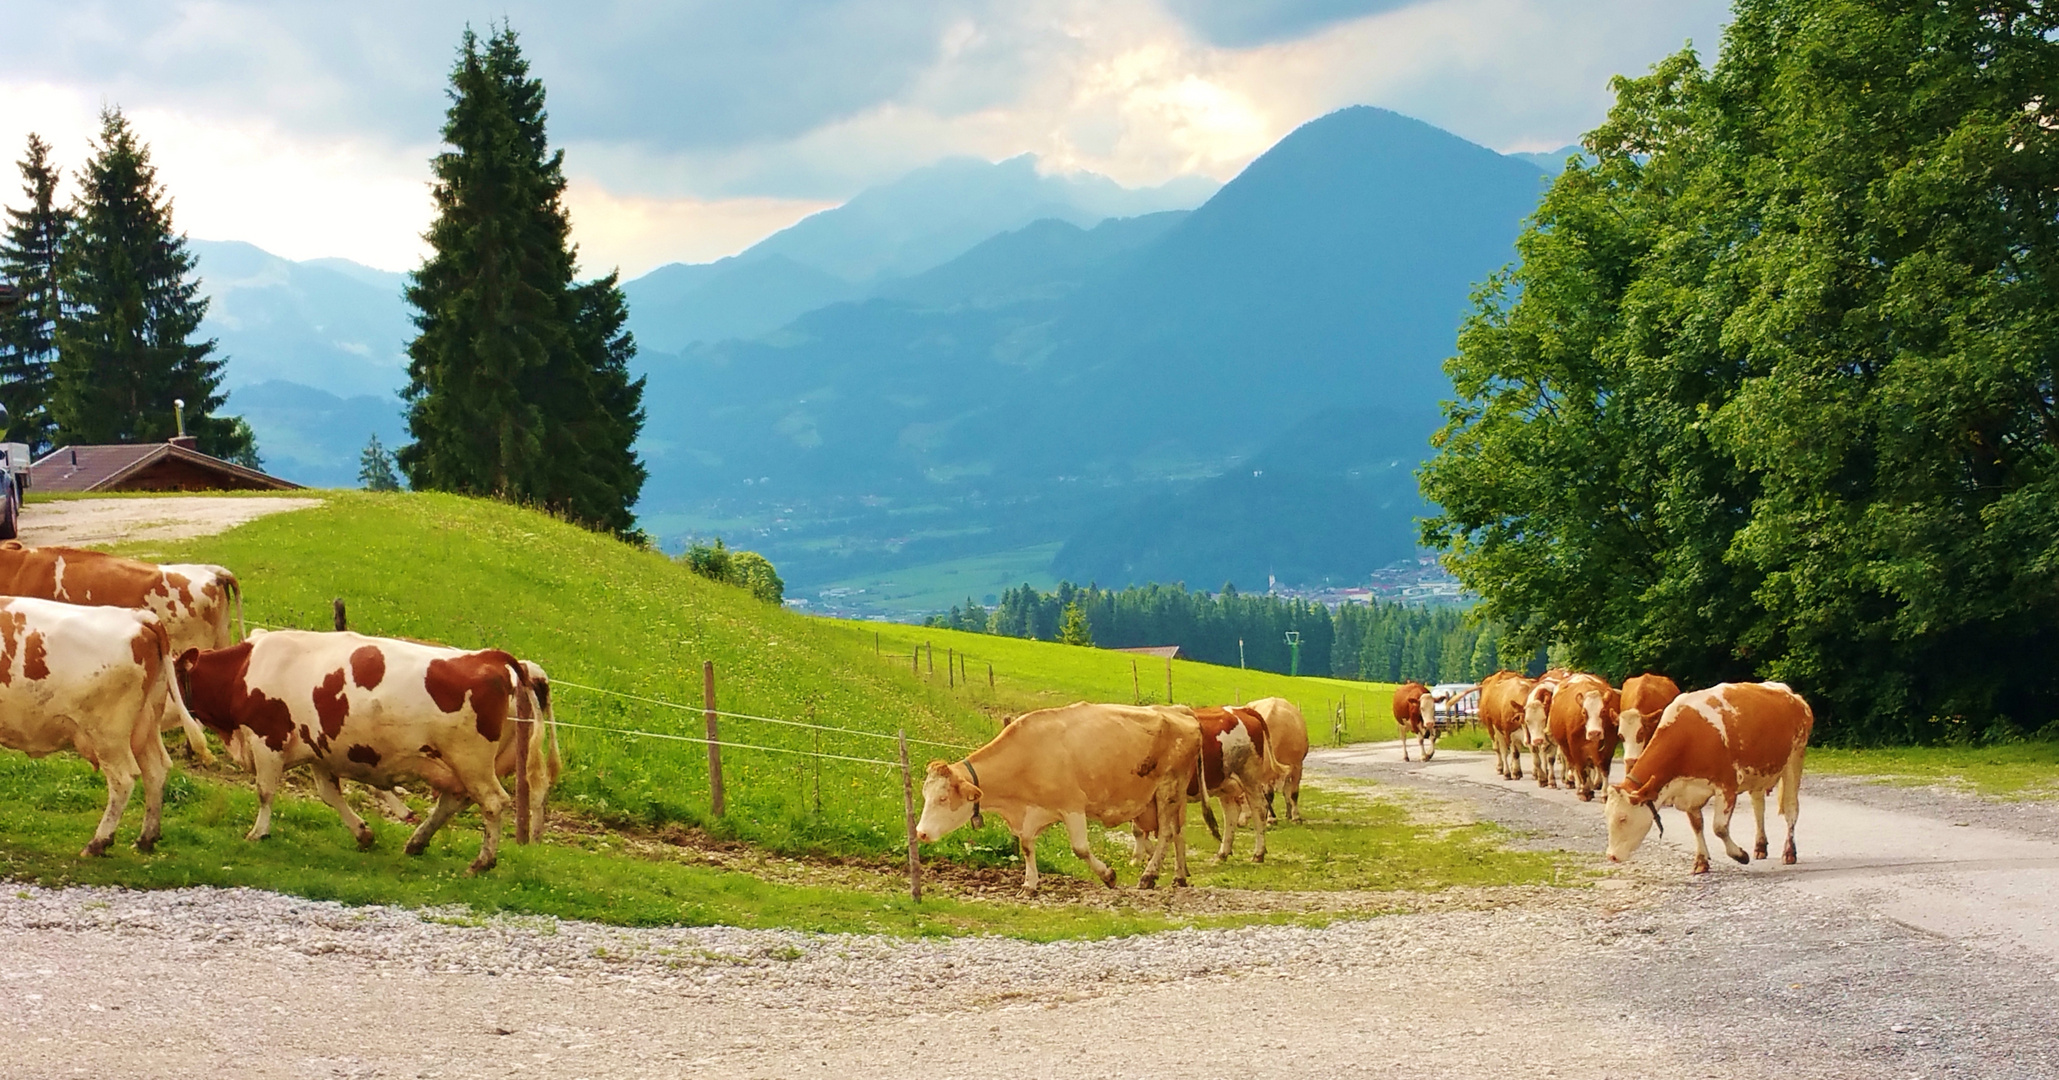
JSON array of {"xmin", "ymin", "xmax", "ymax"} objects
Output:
[
  {"xmin": 1247, "ymin": 697, "xmax": 1308, "ymax": 824},
  {"xmin": 1477, "ymin": 671, "xmax": 1535, "ymax": 780},
  {"xmin": 1190, "ymin": 705, "xmax": 1280, "ymax": 862},
  {"xmin": 1615, "ymin": 673, "xmax": 1682, "ymax": 772},
  {"xmin": 176, "ymin": 630, "xmax": 557, "ymax": 874},
  {"xmin": 0, "ymin": 541, "xmax": 238, "ymax": 765},
  {"xmin": 1547, "ymin": 673, "xmax": 1620, "ymax": 801},
  {"xmin": 1604, "ymin": 682, "xmax": 1813, "ymax": 875},
  {"xmin": 0, "ymin": 597, "xmax": 176, "ymax": 857},
  {"xmin": 1520, "ymin": 668, "xmax": 1572, "ymax": 788},
  {"xmin": 1391, "ymin": 680, "xmax": 1438, "ymax": 761},
  {"xmin": 913, "ymin": 702, "xmax": 1199, "ymax": 894}
]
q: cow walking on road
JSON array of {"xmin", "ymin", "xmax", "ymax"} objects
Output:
[
  {"xmin": 1604, "ymin": 682, "xmax": 1813, "ymax": 874},
  {"xmin": 914, "ymin": 702, "xmax": 1200, "ymax": 893},
  {"xmin": 177, "ymin": 630, "xmax": 557, "ymax": 874},
  {"xmin": 1477, "ymin": 671, "xmax": 1535, "ymax": 780},
  {"xmin": 1246, "ymin": 697, "xmax": 1308, "ymax": 824},
  {"xmin": 1392, "ymin": 681, "xmax": 1437, "ymax": 762},
  {"xmin": 1191, "ymin": 705, "xmax": 1280, "ymax": 863},
  {"xmin": 1547, "ymin": 673, "xmax": 1620, "ymax": 801},
  {"xmin": 0, "ymin": 598, "xmax": 178, "ymax": 856}
]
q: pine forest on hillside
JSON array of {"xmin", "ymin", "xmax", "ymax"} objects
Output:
[{"xmin": 927, "ymin": 581, "xmax": 1536, "ymax": 685}]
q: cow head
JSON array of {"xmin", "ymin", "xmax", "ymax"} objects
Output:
[
  {"xmin": 1522, "ymin": 683, "xmax": 1556, "ymax": 748},
  {"xmin": 1579, "ymin": 689, "xmax": 1618, "ymax": 754},
  {"xmin": 1604, "ymin": 784, "xmax": 1663, "ymax": 862},
  {"xmin": 914, "ymin": 761, "xmax": 982, "ymax": 842},
  {"xmin": 1616, "ymin": 709, "xmax": 1649, "ymax": 770}
]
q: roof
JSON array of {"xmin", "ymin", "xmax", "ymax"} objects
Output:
[
  {"xmin": 1113, "ymin": 645, "xmax": 1183, "ymax": 659},
  {"xmin": 31, "ymin": 442, "xmax": 302, "ymax": 494}
]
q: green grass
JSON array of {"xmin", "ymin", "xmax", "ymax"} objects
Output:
[
  {"xmin": 833, "ymin": 619, "xmax": 1493, "ymax": 751},
  {"xmin": 0, "ymin": 490, "xmax": 1560, "ymax": 935},
  {"xmin": 806, "ymin": 543, "xmax": 1064, "ymax": 617},
  {"xmin": 1808, "ymin": 742, "xmax": 2059, "ymax": 800}
]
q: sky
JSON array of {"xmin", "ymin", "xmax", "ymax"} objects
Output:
[{"xmin": 0, "ymin": 0, "xmax": 1732, "ymax": 279}]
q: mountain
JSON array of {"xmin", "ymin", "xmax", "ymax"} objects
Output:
[
  {"xmin": 1508, "ymin": 145, "xmax": 1590, "ymax": 175},
  {"xmin": 631, "ymin": 107, "xmax": 1551, "ymax": 601},
  {"xmin": 621, "ymin": 156, "xmax": 1217, "ymax": 353},
  {"xmin": 187, "ymin": 240, "xmax": 411, "ymax": 487}
]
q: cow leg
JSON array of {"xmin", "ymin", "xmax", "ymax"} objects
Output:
[
  {"xmin": 133, "ymin": 731, "xmax": 171, "ymax": 854},
  {"xmin": 465, "ymin": 782, "xmax": 509, "ymax": 876},
  {"xmin": 1287, "ymin": 769, "xmax": 1304, "ymax": 824},
  {"xmin": 1062, "ymin": 813, "xmax": 1117, "ymax": 888},
  {"xmin": 371, "ymin": 786, "xmax": 418, "ymax": 823},
  {"xmin": 82, "ymin": 749, "xmax": 141, "ymax": 858},
  {"xmin": 178, "ymin": 711, "xmax": 218, "ymax": 767},
  {"xmin": 1423, "ymin": 730, "xmax": 1437, "ymax": 762},
  {"xmin": 1508, "ymin": 737, "xmax": 1523, "ymax": 780},
  {"xmin": 1750, "ymin": 789, "xmax": 1771, "ymax": 861},
  {"xmin": 1532, "ymin": 744, "xmax": 1548, "ymax": 787},
  {"xmin": 1399, "ymin": 731, "xmax": 1411, "ymax": 762},
  {"xmin": 1248, "ymin": 790, "xmax": 1268, "ymax": 864},
  {"xmin": 1169, "ymin": 795, "xmax": 1191, "ymax": 887},
  {"xmin": 1710, "ymin": 792, "xmax": 1749, "ymax": 864},
  {"xmin": 1138, "ymin": 793, "xmax": 1177, "ymax": 889},
  {"xmin": 1020, "ymin": 829, "xmax": 1041, "ymax": 895},
  {"xmin": 404, "ymin": 791, "xmax": 472, "ymax": 857},
  {"xmin": 1780, "ymin": 760, "xmax": 1804, "ymax": 865},
  {"xmin": 1214, "ymin": 793, "xmax": 1238, "ymax": 862},
  {"xmin": 311, "ymin": 768, "xmax": 376, "ymax": 851},
  {"xmin": 1685, "ymin": 804, "xmax": 1711, "ymax": 875},
  {"xmin": 245, "ymin": 748, "xmax": 285, "ymax": 841}
]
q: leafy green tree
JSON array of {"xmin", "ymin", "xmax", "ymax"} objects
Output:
[
  {"xmin": 1059, "ymin": 601, "xmax": 1094, "ymax": 646},
  {"xmin": 1422, "ymin": 1, "xmax": 2059, "ymax": 740},
  {"xmin": 400, "ymin": 26, "xmax": 645, "ymax": 534},
  {"xmin": 682, "ymin": 538, "xmax": 733, "ymax": 583},
  {"xmin": 0, "ymin": 134, "xmax": 67, "ymax": 454},
  {"xmin": 729, "ymin": 550, "xmax": 784, "ymax": 605},
  {"xmin": 50, "ymin": 109, "xmax": 252, "ymax": 461},
  {"xmin": 358, "ymin": 433, "xmax": 402, "ymax": 491}
]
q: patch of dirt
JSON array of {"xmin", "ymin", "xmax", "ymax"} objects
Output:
[{"xmin": 20, "ymin": 495, "xmax": 323, "ymax": 549}]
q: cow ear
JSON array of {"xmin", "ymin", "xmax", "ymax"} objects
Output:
[
  {"xmin": 176, "ymin": 647, "xmax": 200, "ymax": 671},
  {"xmin": 955, "ymin": 778, "xmax": 983, "ymax": 804},
  {"xmin": 925, "ymin": 760, "xmax": 951, "ymax": 778}
]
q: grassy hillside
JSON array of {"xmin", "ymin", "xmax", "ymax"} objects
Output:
[{"xmin": 0, "ymin": 491, "xmax": 1549, "ymax": 934}]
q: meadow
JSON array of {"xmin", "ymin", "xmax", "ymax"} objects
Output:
[{"xmin": 0, "ymin": 491, "xmax": 1546, "ymax": 935}]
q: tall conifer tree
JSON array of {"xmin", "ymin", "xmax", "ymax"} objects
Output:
[
  {"xmin": 0, "ymin": 134, "xmax": 70, "ymax": 454},
  {"xmin": 51, "ymin": 109, "xmax": 249, "ymax": 459},
  {"xmin": 401, "ymin": 26, "xmax": 645, "ymax": 534}
]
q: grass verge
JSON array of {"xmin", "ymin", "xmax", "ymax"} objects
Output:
[{"xmin": 1808, "ymin": 742, "xmax": 2059, "ymax": 800}]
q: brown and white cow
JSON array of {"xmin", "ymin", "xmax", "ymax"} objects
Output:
[
  {"xmin": 1520, "ymin": 668, "xmax": 1572, "ymax": 788},
  {"xmin": 1391, "ymin": 680, "xmax": 1437, "ymax": 761},
  {"xmin": 176, "ymin": 630, "xmax": 556, "ymax": 874},
  {"xmin": 1604, "ymin": 682, "xmax": 1813, "ymax": 875},
  {"xmin": 0, "ymin": 597, "xmax": 177, "ymax": 856},
  {"xmin": 1190, "ymin": 705, "xmax": 1280, "ymax": 862},
  {"xmin": 913, "ymin": 702, "xmax": 1199, "ymax": 893},
  {"xmin": 1547, "ymin": 673, "xmax": 1619, "ymax": 801},
  {"xmin": 1247, "ymin": 697, "xmax": 1308, "ymax": 824},
  {"xmin": 1477, "ymin": 671, "xmax": 1535, "ymax": 780},
  {"xmin": 1615, "ymin": 673, "xmax": 1682, "ymax": 772},
  {"xmin": 0, "ymin": 542, "xmax": 239, "ymax": 764}
]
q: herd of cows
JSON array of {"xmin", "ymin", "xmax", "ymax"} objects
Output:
[
  {"xmin": 916, "ymin": 670, "xmax": 1816, "ymax": 890},
  {"xmin": 0, "ymin": 541, "xmax": 560, "ymax": 875},
  {"xmin": 0, "ymin": 534, "xmax": 1815, "ymax": 894}
]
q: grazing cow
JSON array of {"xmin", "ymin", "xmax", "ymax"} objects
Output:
[
  {"xmin": 1247, "ymin": 697, "xmax": 1308, "ymax": 824},
  {"xmin": 1190, "ymin": 705, "xmax": 1280, "ymax": 862},
  {"xmin": 914, "ymin": 702, "xmax": 1199, "ymax": 893},
  {"xmin": 0, "ymin": 597, "xmax": 176, "ymax": 856},
  {"xmin": 1477, "ymin": 671, "xmax": 1535, "ymax": 780},
  {"xmin": 1604, "ymin": 682, "xmax": 1813, "ymax": 874},
  {"xmin": 177, "ymin": 630, "xmax": 556, "ymax": 874},
  {"xmin": 1520, "ymin": 668, "xmax": 1572, "ymax": 788},
  {"xmin": 0, "ymin": 542, "xmax": 238, "ymax": 764},
  {"xmin": 1391, "ymin": 681, "xmax": 1438, "ymax": 761},
  {"xmin": 1547, "ymin": 673, "xmax": 1620, "ymax": 801},
  {"xmin": 1615, "ymin": 673, "xmax": 1682, "ymax": 771}
]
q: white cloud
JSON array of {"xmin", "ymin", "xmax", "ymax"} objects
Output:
[{"xmin": 0, "ymin": 0, "xmax": 1732, "ymax": 276}]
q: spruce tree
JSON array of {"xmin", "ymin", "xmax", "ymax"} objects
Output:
[
  {"xmin": 358, "ymin": 433, "xmax": 401, "ymax": 491},
  {"xmin": 0, "ymin": 134, "xmax": 69, "ymax": 454},
  {"xmin": 51, "ymin": 109, "xmax": 251, "ymax": 460},
  {"xmin": 401, "ymin": 26, "xmax": 645, "ymax": 534}
]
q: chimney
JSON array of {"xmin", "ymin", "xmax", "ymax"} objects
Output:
[{"xmin": 169, "ymin": 397, "xmax": 197, "ymax": 449}]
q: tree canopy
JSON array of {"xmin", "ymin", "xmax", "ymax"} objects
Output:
[
  {"xmin": 1421, "ymin": 1, "xmax": 2059, "ymax": 742},
  {"xmin": 0, "ymin": 134, "xmax": 67, "ymax": 454},
  {"xmin": 401, "ymin": 25, "xmax": 646, "ymax": 534}
]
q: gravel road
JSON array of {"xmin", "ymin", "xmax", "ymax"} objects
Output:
[
  {"xmin": 19, "ymin": 495, "xmax": 323, "ymax": 549},
  {"xmin": 6, "ymin": 748, "xmax": 2056, "ymax": 1079}
]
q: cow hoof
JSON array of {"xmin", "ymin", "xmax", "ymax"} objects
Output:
[
  {"xmin": 466, "ymin": 859, "xmax": 496, "ymax": 876},
  {"xmin": 1728, "ymin": 850, "xmax": 1748, "ymax": 865},
  {"xmin": 404, "ymin": 841, "xmax": 429, "ymax": 857},
  {"xmin": 1253, "ymin": 853, "xmax": 1265, "ymax": 864},
  {"xmin": 1098, "ymin": 872, "xmax": 1118, "ymax": 889},
  {"xmin": 134, "ymin": 835, "xmax": 158, "ymax": 855},
  {"xmin": 1754, "ymin": 843, "xmax": 1769, "ymax": 860},
  {"xmin": 1423, "ymin": 750, "xmax": 1435, "ymax": 761},
  {"xmin": 356, "ymin": 832, "xmax": 377, "ymax": 852},
  {"xmin": 1577, "ymin": 791, "xmax": 1593, "ymax": 802},
  {"xmin": 1138, "ymin": 874, "xmax": 1158, "ymax": 890},
  {"xmin": 1691, "ymin": 857, "xmax": 1710, "ymax": 875},
  {"xmin": 1783, "ymin": 849, "xmax": 1797, "ymax": 865},
  {"xmin": 1023, "ymin": 886, "xmax": 1040, "ymax": 898},
  {"xmin": 80, "ymin": 840, "xmax": 111, "ymax": 858},
  {"xmin": 1173, "ymin": 877, "xmax": 1189, "ymax": 887}
]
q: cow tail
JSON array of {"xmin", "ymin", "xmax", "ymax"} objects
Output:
[
  {"xmin": 1200, "ymin": 794, "xmax": 1221, "ymax": 841},
  {"xmin": 226, "ymin": 572, "xmax": 245, "ymax": 642},
  {"xmin": 157, "ymin": 623, "xmax": 198, "ymax": 741}
]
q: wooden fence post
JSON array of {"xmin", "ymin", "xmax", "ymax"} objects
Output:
[
  {"xmin": 948, "ymin": 648, "xmax": 955, "ymax": 688},
  {"xmin": 899, "ymin": 729, "xmax": 923, "ymax": 902},
  {"xmin": 988, "ymin": 662, "xmax": 995, "ymax": 689},
  {"xmin": 927, "ymin": 642, "xmax": 934, "ymax": 677},
  {"xmin": 1132, "ymin": 659, "xmax": 1141, "ymax": 704},
  {"xmin": 912, "ymin": 647, "xmax": 918, "ymax": 675},
  {"xmin": 703, "ymin": 660, "xmax": 725, "ymax": 817},
  {"xmin": 514, "ymin": 716, "xmax": 533, "ymax": 842},
  {"xmin": 332, "ymin": 598, "xmax": 347, "ymax": 632},
  {"xmin": 1165, "ymin": 656, "xmax": 1174, "ymax": 704}
]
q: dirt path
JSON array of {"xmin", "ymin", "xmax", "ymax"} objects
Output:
[
  {"xmin": 19, "ymin": 495, "xmax": 324, "ymax": 548},
  {"xmin": 1311, "ymin": 743, "xmax": 2059, "ymax": 964},
  {"xmin": 5, "ymin": 755, "xmax": 2057, "ymax": 1078}
]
